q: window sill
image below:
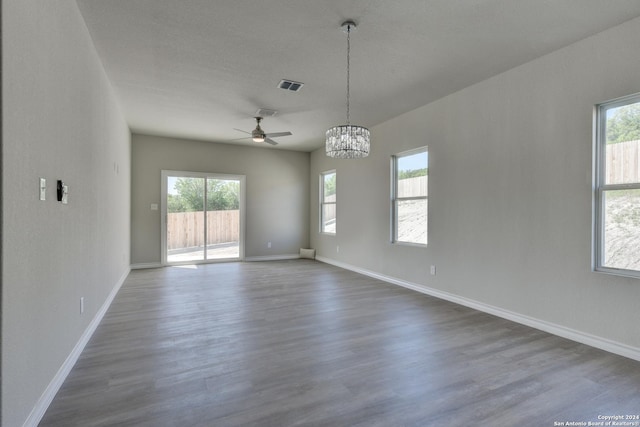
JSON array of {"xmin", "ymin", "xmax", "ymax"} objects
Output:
[
  {"xmin": 392, "ymin": 241, "xmax": 427, "ymax": 248},
  {"xmin": 594, "ymin": 266, "xmax": 640, "ymax": 280}
]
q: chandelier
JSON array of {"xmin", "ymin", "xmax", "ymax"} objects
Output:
[{"xmin": 326, "ymin": 20, "xmax": 370, "ymax": 159}]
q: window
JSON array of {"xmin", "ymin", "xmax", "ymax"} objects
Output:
[
  {"xmin": 320, "ymin": 170, "xmax": 336, "ymax": 234},
  {"xmin": 594, "ymin": 94, "xmax": 640, "ymax": 276},
  {"xmin": 392, "ymin": 148, "xmax": 428, "ymax": 245}
]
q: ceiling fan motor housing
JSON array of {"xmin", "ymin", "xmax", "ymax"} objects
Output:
[
  {"xmin": 252, "ymin": 119, "xmax": 265, "ymax": 141},
  {"xmin": 252, "ymin": 130, "xmax": 265, "ymax": 140}
]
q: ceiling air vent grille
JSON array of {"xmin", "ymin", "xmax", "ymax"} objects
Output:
[
  {"xmin": 277, "ymin": 79, "xmax": 304, "ymax": 92},
  {"xmin": 256, "ymin": 108, "xmax": 278, "ymax": 117}
]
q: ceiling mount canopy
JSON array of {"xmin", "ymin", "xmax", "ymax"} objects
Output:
[{"xmin": 325, "ymin": 20, "xmax": 370, "ymax": 159}]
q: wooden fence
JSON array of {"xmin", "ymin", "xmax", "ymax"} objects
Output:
[
  {"xmin": 167, "ymin": 210, "xmax": 239, "ymax": 250},
  {"xmin": 398, "ymin": 175, "xmax": 428, "ymax": 197},
  {"xmin": 607, "ymin": 139, "xmax": 640, "ymax": 184}
]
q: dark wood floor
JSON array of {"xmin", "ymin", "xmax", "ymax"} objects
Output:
[{"xmin": 40, "ymin": 260, "xmax": 640, "ymax": 426}]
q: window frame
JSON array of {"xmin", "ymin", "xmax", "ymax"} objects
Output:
[
  {"xmin": 319, "ymin": 170, "xmax": 337, "ymax": 235},
  {"xmin": 594, "ymin": 93, "xmax": 640, "ymax": 278},
  {"xmin": 391, "ymin": 147, "xmax": 428, "ymax": 246}
]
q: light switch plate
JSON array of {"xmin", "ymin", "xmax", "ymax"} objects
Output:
[{"xmin": 39, "ymin": 178, "xmax": 46, "ymax": 201}]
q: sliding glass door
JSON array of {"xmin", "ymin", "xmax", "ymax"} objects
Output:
[{"xmin": 161, "ymin": 171, "xmax": 245, "ymax": 265}]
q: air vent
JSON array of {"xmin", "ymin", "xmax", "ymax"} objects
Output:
[
  {"xmin": 256, "ymin": 108, "xmax": 278, "ymax": 117},
  {"xmin": 277, "ymin": 79, "xmax": 304, "ymax": 92}
]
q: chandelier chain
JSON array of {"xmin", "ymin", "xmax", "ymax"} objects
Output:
[{"xmin": 346, "ymin": 23, "xmax": 351, "ymax": 125}]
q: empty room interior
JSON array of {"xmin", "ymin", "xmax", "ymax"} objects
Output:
[{"xmin": 4, "ymin": 1, "xmax": 640, "ymax": 426}]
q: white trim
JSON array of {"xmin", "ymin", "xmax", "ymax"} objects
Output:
[
  {"xmin": 316, "ymin": 256, "xmax": 640, "ymax": 362},
  {"xmin": 130, "ymin": 262, "xmax": 163, "ymax": 270},
  {"xmin": 22, "ymin": 268, "xmax": 130, "ymax": 427},
  {"xmin": 245, "ymin": 254, "xmax": 300, "ymax": 262},
  {"xmin": 134, "ymin": 256, "xmax": 301, "ymax": 267}
]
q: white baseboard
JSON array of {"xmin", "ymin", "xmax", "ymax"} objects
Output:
[
  {"xmin": 22, "ymin": 268, "xmax": 130, "ymax": 427},
  {"xmin": 132, "ymin": 256, "xmax": 302, "ymax": 267},
  {"xmin": 130, "ymin": 262, "xmax": 162, "ymax": 270},
  {"xmin": 316, "ymin": 256, "xmax": 640, "ymax": 362},
  {"xmin": 244, "ymin": 254, "xmax": 300, "ymax": 262}
]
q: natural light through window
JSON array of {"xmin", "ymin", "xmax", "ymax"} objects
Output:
[
  {"xmin": 320, "ymin": 170, "xmax": 336, "ymax": 234},
  {"xmin": 163, "ymin": 172, "xmax": 243, "ymax": 265},
  {"xmin": 595, "ymin": 94, "xmax": 640, "ymax": 276},
  {"xmin": 392, "ymin": 148, "xmax": 428, "ymax": 245}
]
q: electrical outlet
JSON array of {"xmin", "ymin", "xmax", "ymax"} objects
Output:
[
  {"xmin": 80, "ymin": 297, "xmax": 85, "ymax": 314},
  {"xmin": 336, "ymin": 245, "xmax": 340, "ymax": 253},
  {"xmin": 430, "ymin": 265, "xmax": 436, "ymax": 276},
  {"xmin": 267, "ymin": 241, "xmax": 272, "ymax": 249}
]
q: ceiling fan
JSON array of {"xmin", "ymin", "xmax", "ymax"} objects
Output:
[{"xmin": 233, "ymin": 117, "xmax": 292, "ymax": 145}]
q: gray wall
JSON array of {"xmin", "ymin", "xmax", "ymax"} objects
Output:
[
  {"xmin": 1, "ymin": 1, "xmax": 131, "ymax": 426},
  {"xmin": 131, "ymin": 134, "xmax": 310, "ymax": 265},
  {"xmin": 311, "ymin": 16, "xmax": 640, "ymax": 351}
]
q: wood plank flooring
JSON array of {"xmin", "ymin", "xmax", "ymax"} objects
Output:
[{"xmin": 40, "ymin": 260, "xmax": 640, "ymax": 426}]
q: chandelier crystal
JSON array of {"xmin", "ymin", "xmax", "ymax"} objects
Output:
[
  {"xmin": 326, "ymin": 125, "xmax": 370, "ymax": 158},
  {"xmin": 326, "ymin": 20, "xmax": 370, "ymax": 159}
]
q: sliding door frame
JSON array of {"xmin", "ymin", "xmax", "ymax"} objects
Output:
[{"xmin": 161, "ymin": 170, "xmax": 246, "ymax": 266}]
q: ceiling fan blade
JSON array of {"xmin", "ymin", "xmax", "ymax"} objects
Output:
[
  {"xmin": 264, "ymin": 138, "xmax": 279, "ymax": 146},
  {"xmin": 264, "ymin": 131, "xmax": 292, "ymax": 138},
  {"xmin": 230, "ymin": 136, "xmax": 252, "ymax": 141},
  {"xmin": 233, "ymin": 128, "xmax": 251, "ymax": 135}
]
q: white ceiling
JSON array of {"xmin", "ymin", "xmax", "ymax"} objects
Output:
[{"xmin": 75, "ymin": 0, "xmax": 640, "ymax": 152}]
